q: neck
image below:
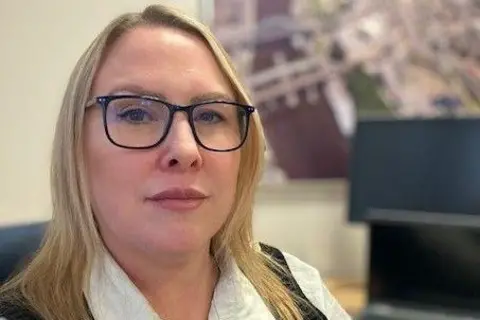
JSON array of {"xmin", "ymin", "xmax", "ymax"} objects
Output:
[{"xmin": 106, "ymin": 244, "xmax": 219, "ymax": 320}]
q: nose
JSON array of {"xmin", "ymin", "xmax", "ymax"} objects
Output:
[{"xmin": 157, "ymin": 114, "xmax": 203, "ymax": 171}]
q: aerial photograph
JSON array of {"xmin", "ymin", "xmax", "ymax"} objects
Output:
[{"xmin": 211, "ymin": 0, "xmax": 480, "ymax": 184}]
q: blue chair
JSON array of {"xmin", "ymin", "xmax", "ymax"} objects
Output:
[{"xmin": 0, "ymin": 222, "xmax": 47, "ymax": 284}]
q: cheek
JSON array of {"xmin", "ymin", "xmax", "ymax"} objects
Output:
[
  {"xmin": 203, "ymin": 151, "xmax": 240, "ymax": 199},
  {"xmin": 83, "ymin": 113, "xmax": 144, "ymax": 214}
]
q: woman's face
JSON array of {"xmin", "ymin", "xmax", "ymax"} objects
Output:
[{"xmin": 84, "ymin": 25, "xmax": 241, "ymax": 257}]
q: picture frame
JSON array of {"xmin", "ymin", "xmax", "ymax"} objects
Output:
[{"xmin": 208, "ymin": 0, "xmax": 480, "ymax": 185}]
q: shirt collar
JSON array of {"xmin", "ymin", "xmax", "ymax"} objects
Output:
[{"xmin": 84, "ymin": 250, "xmax": 274, "ymax": 320}]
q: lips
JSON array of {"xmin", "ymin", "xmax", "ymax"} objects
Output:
[
  {"xmin": 146, "ymin": 188, "xmax": 208, "ymax": 211},
  {"xmin": 147, "ymin": 188, "xmax": 208, "ymax": 200}
]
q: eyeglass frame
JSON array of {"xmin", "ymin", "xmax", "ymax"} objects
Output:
[{"xmin": 85, "ymin": 94, "xmax": 256, "ymax": 152}]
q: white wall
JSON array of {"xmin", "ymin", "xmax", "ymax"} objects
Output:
[
  {"xmin": 254, "ymin": 181, "xmax": 367, "ymax": 280},
  {"xmin": 0, "ymin": 1, "xmax": 367, "ymax": 280}
]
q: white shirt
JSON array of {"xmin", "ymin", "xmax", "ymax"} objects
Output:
[{"xmin": 85, "ymin": 248, "xmax": 352, "ymax": 320}]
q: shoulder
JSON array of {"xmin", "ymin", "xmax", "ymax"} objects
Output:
[
  {"xmin": 282, "ymin": 251, "xmax": 352, "ymax": 320},
  {"xmin": 258, "ymin": 243, "xmax": 351, "ymax": 320}
]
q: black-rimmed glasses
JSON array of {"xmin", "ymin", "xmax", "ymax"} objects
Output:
[{"xmin": 86, "ymin": 95, "xmax": 256, "ymax": 152}]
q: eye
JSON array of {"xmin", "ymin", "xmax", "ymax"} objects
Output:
[
  {"xmin": 194, "ymin": 110, "xmax": 224, "ymax": 124},
  {"xmin": 117, "ymin": 108, "xmax": 154, "ymax": 124}
]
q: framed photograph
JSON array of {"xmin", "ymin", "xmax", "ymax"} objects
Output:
[{"xmin": 209, "ymin": 0, "xmax": 480, "ymax": 185}]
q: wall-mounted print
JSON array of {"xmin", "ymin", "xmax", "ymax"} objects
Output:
[{"xmin": 210, "ymin": 0, "xmax": 480, "ymax": 185}]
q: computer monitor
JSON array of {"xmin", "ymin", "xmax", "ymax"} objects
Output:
[
  {"xmin": 368, "ymin": 222, "xmax": 480, "ymax": 315},
  {"xmin": 348, "ymin": 117, "xmax": 480, "ymax": 223}
]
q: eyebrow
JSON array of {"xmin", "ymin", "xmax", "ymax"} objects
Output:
[
  {"xmin": 189, "ymin": 92, "xmax": 235, "ymax": 104},
  {"xmin": 107, "ymin": 84, "xmax": 236, "ymax": 104}
]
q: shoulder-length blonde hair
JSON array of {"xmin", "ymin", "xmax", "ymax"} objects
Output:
[{"xmin": 1, "ymin": 4, "xmax": 305, "ymax": 320}]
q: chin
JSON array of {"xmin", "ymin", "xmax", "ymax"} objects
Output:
[{"xmin": 142, "ymin": 228, "xmax": 212, "ymax": 255}]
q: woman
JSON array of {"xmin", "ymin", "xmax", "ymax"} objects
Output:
[{"xmin": 0, "ymin": 4, "xmax": 350, "ymax": 320}]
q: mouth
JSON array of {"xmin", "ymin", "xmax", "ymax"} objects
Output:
[{"xmin": 145, "ymin": 188, "xmax": 209, "ymax": 211}]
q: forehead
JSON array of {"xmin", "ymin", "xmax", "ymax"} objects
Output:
[{"xmin": 92, "ymin": 25, "xmax": 234, "ymax": 102}]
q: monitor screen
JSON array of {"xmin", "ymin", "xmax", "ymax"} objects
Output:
[
  {"xmin": 369, "ymin": 223, "xmax": 480, "ymax": 313},
  {"xmin": 348, "ymin": 117, "xmax": 480, "ymax": 222}
]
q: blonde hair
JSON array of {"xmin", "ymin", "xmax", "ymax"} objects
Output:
[{"xmin": 1, "ymin": 4, "xmax": 305, "ymax": 320}]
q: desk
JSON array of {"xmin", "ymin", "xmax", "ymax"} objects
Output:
[{"xmin": 325, "ymin": 278, "xmax": 366, "ymax": 317}]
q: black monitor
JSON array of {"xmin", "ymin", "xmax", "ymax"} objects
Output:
[
  {"xmin": 368, "ymin": 222, "xmax": 480, "ymax": 315},
  {"xmin": 348, "ymin": 117, "xmax": 480, "ymax": 224}
]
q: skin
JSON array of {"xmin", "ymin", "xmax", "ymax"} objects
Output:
[{"xmin": 83, "ymin": 25, "xmax": 240, "ymax": 319}]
